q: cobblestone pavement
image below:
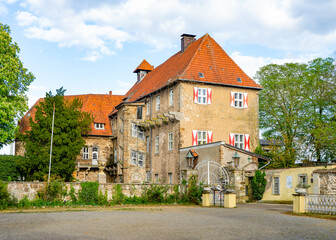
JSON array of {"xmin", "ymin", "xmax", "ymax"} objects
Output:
[{"xmin": 0, "ymin": 203, "xmax": 335, "ymax": 240}]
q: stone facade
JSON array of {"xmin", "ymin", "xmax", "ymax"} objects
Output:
[{"xmin": 313, "ymin": 168, "xmax": 336, "ymax": 195}]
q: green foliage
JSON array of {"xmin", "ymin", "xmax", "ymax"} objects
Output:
[
  {"xmin": 18, "ymin": 195, "xmax": 31, "ymax": 208},
  {"xmin": 19, "ymin": 88, "xmax": 92, "ymax": 181},
  {"xmin": 186, "ymin": 175, "xmax": 203, "ymax": 204},
  {"xmin": 79, "ymin": 182, "xmax": 99, "ymax": 205},
  {"xmin": 251, "ymin": 170, "xmax": 267, "ymax": 201},
  {"xmin": 37, "ymin": 178, "xmax": 66, "ymax": 202},
  {"xmin": 0, "ymin": 23, "xmax": 35, "ymax": 148},
  {"xmin": 98, "ymin": 190, "xmax": 108, "ymax": 205},
  {"xmin": 0, "ymin": 180, "xmax": 10, "ymax": 209},
  {"xmin": 0, "ymin": 155, "xmax": 27, "ymax": 181},
  {"xmin": 111, "ymin": 184, "xmax": 124, "ymax": 204},
  {"xmin": 69, "ymin": 184, "xmax": 77, "ymax": 203},
  {"xmin": 142, "ymin": 184, "xmax": 169, "ymax": 203},
  {"xmin": 256, "ymin": 57, "xmax": 336, "ymax": 164}
]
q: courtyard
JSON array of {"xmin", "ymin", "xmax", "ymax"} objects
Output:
[{"xmin": 1, "ymin": 203, "xmax": 335, "ymax": 239}]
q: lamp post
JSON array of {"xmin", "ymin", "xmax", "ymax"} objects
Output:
[{"xmin": 232, "ymin": 152, "xmax": 240, "ymax": 169}]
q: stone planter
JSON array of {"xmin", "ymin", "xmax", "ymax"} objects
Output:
[
  {"xmin": 295, "ymin": 188, "xmax": 307, "ymax": 195},
  {"xmin": 225, "ymin": 189, "xmax": 235, "ymax": 193}
]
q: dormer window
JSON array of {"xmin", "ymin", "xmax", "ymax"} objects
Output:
[
  {"xmin": 237, "ymin": 77, "xmax": 242, "ymax": 83},
  {"xmin": 198, "ymin": 72, "xmax": 204, "ymax": 78},
  {"xmin": 94, "ymin": 123, "xmax": 105, "ymax": 130}
]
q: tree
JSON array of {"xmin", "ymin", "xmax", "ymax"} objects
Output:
[
  {"xmin": 19, "ymin": 88, "xmax": 92, "ymax": 181},
  {"xmin": 304, "ymin": 58, "xmax": 336, "ymax": 161},
  {"xmin": 256, "ymin": 58, "xmax": 336, "ymax": 165},
  {"xmin": 0, "ymin": 23, "xmax": 35, "ymax": 148},
  {"xmin": 251, "ymin": 170, "xmax": 267, "ymax": 201},
  {"xmin": 256, "ymin": 63, "xmax": 308, "ymax": 167}
]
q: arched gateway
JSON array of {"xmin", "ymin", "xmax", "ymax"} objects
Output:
[{"xmin": 195, "ymin": 160, "xmax": 230, "ymax": 186}]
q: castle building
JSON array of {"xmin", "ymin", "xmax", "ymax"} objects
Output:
[{"xmin": 16, "ymin": 33, "xmax": 263, "ymax": 186}]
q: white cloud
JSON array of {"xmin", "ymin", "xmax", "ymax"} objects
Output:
[
  {"xmin": 28, "ymin": 84, "xmax": 46, "ymax": 91},
  {"xmin": 13, "ymin": 0, "xmax": 336, "ymax": 60},
  {"xmin": 230, "ymin": 51, "xmax": 315, "ymax": 79}
]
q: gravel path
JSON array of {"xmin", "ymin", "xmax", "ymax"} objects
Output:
[{"xmin": 0, "ymin": 203, "xmax": 335, "ymax": 240}]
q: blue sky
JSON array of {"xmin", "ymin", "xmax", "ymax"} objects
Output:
[{"xmin": 1, "ymin": 0, "xmax": 336, "ymax": 154}]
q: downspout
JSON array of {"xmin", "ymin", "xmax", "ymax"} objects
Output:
[
  {"xmin": 149, "ymin": 94, "xmax": 153, "ymax": 182},
  {"xmin": 259, "ymin": 160, "xmax": 271, "ymax": 170}
]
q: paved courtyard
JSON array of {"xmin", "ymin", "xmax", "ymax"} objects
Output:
[{"xmin": 0, "ymin": 203, "xmax": 335, "ymax": 240}]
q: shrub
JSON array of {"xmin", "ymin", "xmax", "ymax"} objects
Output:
[
  {"xmin": 18, "ymin": 196, "xmax": 31, "ymax": 208},
  {"xmin": 69, "ymin": 184, "xmax": 77, "ymax": 203},
  {"xmin": 186, "ymin": 175, "xmax": 203, "ymax": 204},
  {"xmin": 0, "ymin": 155, "xmax": 27, "ymax": 181},
  {"xmin": 0, "ymin": 180, "xmax": 10, "ymax": 209},
  {"xmin": 98, "ymin": 190, "xmax": 108, "ymax": 205},
  {"xmin": 79, "ymin": 182, "xmax": 99, "ymax": 205},
  {"xmin": 142, "ymin": 184, "xmax": 169, "ymax": 203},
  {"xmin": 251, "ymin": 170, "xmax": 267, "ymax": 200},
  {"xmin": 38, "ymin": 178, "xmax": 66, "ymax": 202},
  {"xmin": 111, "ymin": 184, "xmax": 124, "ymax": 204}
]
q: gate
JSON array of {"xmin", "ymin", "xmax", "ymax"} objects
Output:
[{"xmin": 195, "ymin": 160, "xmax": 229, "ymax": 186}]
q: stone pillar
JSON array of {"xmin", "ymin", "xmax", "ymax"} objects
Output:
[
  {"xmin": 224, "ymin": 193, "xmax": 236, "ymax": 208},
  {"xmin": 293, "ymin": 194, "xmax": 306, "ymax": 213},
  {"xmin": 202, "ymin": 188, "xmax": 211, "ymax": 207},
  {"xmin": 97, "ymin": 159, "xmax": 107, "ymax": 184}
]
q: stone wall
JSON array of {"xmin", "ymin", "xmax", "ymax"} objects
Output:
[
  {"xmin": 6, "ymin": 182, "xmax": 175, "ymax": 201},
  {"xmin": 317, "ymin": 170, "xmax": 336, "ymax": 195}
]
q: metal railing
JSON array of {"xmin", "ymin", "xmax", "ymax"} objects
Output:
[{"xmin": 306, "ymin": 194, "xmax": 336, "ymax": 214}]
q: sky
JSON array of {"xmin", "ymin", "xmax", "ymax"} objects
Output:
[{"xmin": 1, "ymin": 0, "xmax": 336, "ymax": 154}]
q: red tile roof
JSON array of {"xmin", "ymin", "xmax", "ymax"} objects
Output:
[
  {"xmin": 124, "ymin": 33, "xmax": 261, "ymax": 103},
  {"xmin": 133, "ymin": 59, "xmax": 154, "ymax": 73},
  {"xmin": 19, "ymin": 94, "xmax": 124, "ymax": 136}
]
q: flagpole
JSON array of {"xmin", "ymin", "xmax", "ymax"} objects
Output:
[{"xmin": 48, "ymin": 103, "xmax": 55, "ymax": 183}]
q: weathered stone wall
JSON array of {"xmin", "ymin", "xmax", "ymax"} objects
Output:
[
  {"xmin": 7, "ymin": 182, "xmax": 175, "ymax": 201},
  {"xmin": 179, "ymin": 82, "xmax": 260, "ymax": 151},
  {"xmin": 319, "ymin": 173, "xmax": 336, "ymax": 195}
]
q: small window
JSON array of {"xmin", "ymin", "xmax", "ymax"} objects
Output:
[
  {"xmin": 237, "ymin": 77, "xmax": 242, "ymax": 83},
  {"xmin": 94, "ymin": 123, "xmax": 105, "ymax": 129},
  {"xmin": 198, "ymin": 72, "xmax": 204, "ymax": 78},
  {"xmin": 146, "ymin": 136, "xmax": 150, "ymax": 152},
  {"xmin": 168, "ymin": 173, "xmax": 173, "ymax": 184},
  {"xmin": 92, "ymin": 147, "xmax": 98, "ymax": 160},
  {"xmin": 138, "ymin": 153, "xmax": 144, "ymax": 167},
  {"xmin": 197, "ymin": 131, "xmax": 207, "ymax": 145},
  {"xmin": 168, "ymin": 132, "xmax": 173, "ymax": 151},
  {"xmin": 137, "ymin": 107, "xmax": 143, "ymax": 120},
  {"xmin": 234, "ymin": 134, "xmax": 244, "ymax": 149},
  {"xmin": 155, "ymin": 136, "xmax": 159, "ymax": 154},
  {"xmin": 169, "ymin": 89, "xmax": 174, "ymax": 106},
  {"xmin": 146, "ymin": 102, "xmax": 150, "ymax": 115},
  {"xmin": 138, "ymin": 128, "xmax": 144, "ymax": 140},
  {"xmin": 156, "ymin": 95, "xmax": 160, "ymax": 111},
  {"xmin": 299, "ymin": 175, "xmax": 307, "ymax": 185},
  {"xmin": 155, "ymin": 174, "xmax": 159, "ymax": 183},
  {"xmin": 146, "ymin": 171, "xmax": 151, "ymax": 182},
  {"xmin": 132, "ymin": 123, "xmax": 137, "ymax": 137},
  {"xmin": 273, "ymin": 177, "xmax": 280, "ymax": 195},
  {"xmin": 131, "ymin": 151, "xmax": 137, "ymax": 165},
  {"xmin": 83, "ymin": 147, "xmax": 89, "ymax": 160},
  {"xmin": 234, "ymin": 92, "xmax": 243, "ymax": 108},
  {"xmin": 197, "ymin": 88, "xmax": 207, "ymax": 104}
]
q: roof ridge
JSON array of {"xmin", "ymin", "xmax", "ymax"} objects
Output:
[{"xmin": 179, "ymin": 34, "xmax": 209, "ymax": 79}]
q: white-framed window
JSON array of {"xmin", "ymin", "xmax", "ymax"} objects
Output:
[
  {"xmin": 114, "ymin": 149, "xmax": 117, "ymax": 163},
  {"xmin": 146, "ymin": 136, "xmax": 150, "ymax": 152},
  {"xmin": 197, "ymin": 131, "xmax": 207, "ymax": 145},
  {"xmin": 138, "ymin": 128, "xmax": 144, "ymax": 140},
  {"xmin": 155, "ymin": 136, "xmax": 159, "ymax": 154},
  {"xmin": 273, "ymin": 176, "xmax": 280, "ymax": 195},
  {"xmin": 132, "ymin": 123, "xmax": 137, "ymax": 137},
  {"xmin": 156, "ymin": 95, "xmax": 160, "ymax": 111},
  {"xmin": 155, "ymin": 174, "xmax": 159, "ymax": 183},
  {"xmin": 169, "ymin": 89, "xmax": 174, "ymax": 106},
  {"xmin": 198, "ymin": 88, "xmax": 207, "ymax": 104},
  {"xmin": 138, "ymin": 153, "xmax": 144, "ymax": 167},
  {"xmin": 234, "ymin": 134, "xmax": 244, "ymax": 149},
  {"xmin": 146, "ymin": 101, "xmax": 150, "ymax": 115},
  {"xmin": 146, "ymin": 171, "xmax": 151, "ymax": 182},
  {"xmin": 168, "ymin": 173, "xmax": 173, "ymax": 184},
  {"xmin": 137, "ymin": 107, "xmax": 143, "ymax": 120},
  {"xmin": 83, "ymin": 147, "xmax": 89, "ymax": 159},
  {"xmin": 168, "ymin": 132, "xmax": 173, "ymax": 151},
  {"xmin": 131, "ymin": 151, "xmax": 137, "ymax": 165},
  {"xmin": 298, "ymin": 174, "xmax": 307, "ymax": 185},
  {"xmin": 119, "ymin": 146, "xmax": 124, "ymax": 162},
  {"xmin": 94, "ymin": 123, "xmax": 105, "ymax": 129},
  {"xmin": 92, "ymin": 147, "xmax": 98, "ymax": 160},
  {"xmin": 234, "ymin": 92, "xmax": 243, "ymax": 108},
  {"xmin": 120, "ymin": 117, "xmax": 124, "ymax": 133}
]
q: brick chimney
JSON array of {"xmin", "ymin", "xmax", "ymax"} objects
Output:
[
  {"xmin": 181, "ymin": 34, "xmax": 196, "ymax": 52},
  {"xmin": 109, "ymin": 91, "xmax": 112, "ymax": 95}
]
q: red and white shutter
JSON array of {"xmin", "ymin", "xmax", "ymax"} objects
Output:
[
  {"xmin": 230, "ymin": 92, "xmax": 235, "ymax": 107},
  {"xmin": 244, "ymin": 134, "xmax": 250, "ymax": 151},
  {"xmin": 229, "ymin": 133, "xmax": 235, "ymax": 146},
  {"xmin": 207, "ymin": 88, "xmax": 212, "ymax": 104},
  {"xmin": 243, "ymin": 93, "xmax": 248, "ymax": 108},
  {"xmin": 207, "ymin": 131, "xmax": 213, "ymax": 143},
  {"xmin": 192, "ymin": 130, "xmax": 198, "ymax": 146},
  {"xmin": 193, "ymin": 87, "xmax": 198, "ymax": 103}
]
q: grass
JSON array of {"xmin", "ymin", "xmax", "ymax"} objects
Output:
[{"xmin": 288, "ymin": 212, "xmax": 336, "ymax": 221}]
